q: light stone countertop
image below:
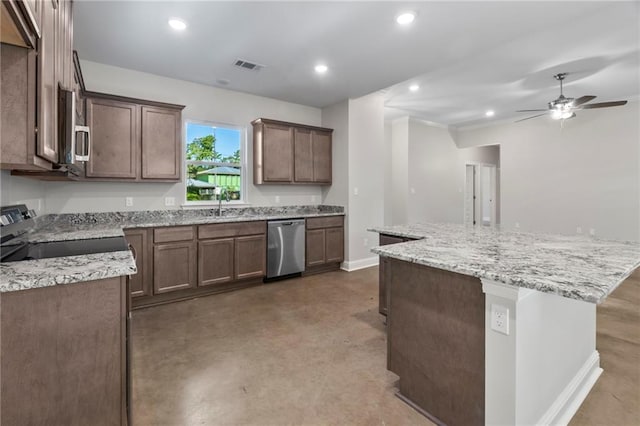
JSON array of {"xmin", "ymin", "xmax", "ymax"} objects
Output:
[
  {"xmin": 1, "ymin": 205, "xmax": 344, "ymax": 292},
  {"xmin": 369, "ymin": 223, "xmax": 640, "ymax": 304}
]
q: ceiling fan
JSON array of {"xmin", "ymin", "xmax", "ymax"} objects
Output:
[{"xmin": 515, "ymin": 73, "xmax": 628, "ymax": 122}]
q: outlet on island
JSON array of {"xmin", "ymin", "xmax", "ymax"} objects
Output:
[{"xmin": 490, "ymin": 304, "xmax": 509, "ymax": 335}]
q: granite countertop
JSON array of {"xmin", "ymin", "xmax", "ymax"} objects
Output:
[
  {"xmin": 1, "ymin": 205, "xmax": 344, "ymax": 293},
  {"xmin": 369, "ymin": 223, "xmax": 640, "ymax": 304}
]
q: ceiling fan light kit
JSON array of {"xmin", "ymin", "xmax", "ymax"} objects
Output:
[{"xmin": 515, "ymin": 72, "xmax": 628, "ymax": 123}]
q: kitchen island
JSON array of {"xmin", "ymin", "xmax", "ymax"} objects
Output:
[{"xmin": 370, "ymin": 223, "xmax": 640, "ymax": 426}]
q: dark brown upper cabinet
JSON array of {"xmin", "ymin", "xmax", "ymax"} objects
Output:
[
  {"xmin": 86, "ymin": 97, "xmax": 139, "ymax": 179},
  {"xmin": 1, "ymin": 0, "xmax": 74, "ymax": 172},
  {"xmin": 0, "ymin": 0, "xmax": 40, "ymax": 48},
  {"xmin": 141, "ymin": 106, "xmax": 181, "ymax": 180},
  {"xmin": 84, "ymin": 92, "xmax": 184, "ymax": 182},
  {"xmin": 252, "ymin": 118, "xmax": 333, "ymax": 185}
]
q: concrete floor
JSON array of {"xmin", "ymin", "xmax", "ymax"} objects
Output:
[{"xmin": 132, "ymin": 267, "xmax": 639, "ymax": 426}]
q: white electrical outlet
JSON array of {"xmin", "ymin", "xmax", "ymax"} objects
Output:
[
  {"xmin": 515, "ymin": 222, "xmax": 520, "ymax": 229},
  {"xmin": 576, "ymin": 227, "xmax": 582, "ymax": 234},
  {"xmin": 410, "ymin": 188, "xmax": 416, "ymax": 194},
  {"xmin": 311, "ymin": 195, "xmax": 317, "ymax": 203},
  {"xmin": 125, "ymin": 197, "xmax": 133, "ymax": 207},
  {"xmin": 491, "ymin": 304, "xmax": 509, "ymax": 335},
  {"xmin": 353, "ymin": 187, "xmax": 359, "ymax": 196},
  {"xmin": 363, "ymin": 238, "xmax": 369, "ymax": 247},
  {"xmin": 275, "ymin": 195, "xmax": 280, "ymax": 203},
  {"xmin": 164, "ymin": 197, "xmax": 175, "ymax": 206},
  {"xmin": 589, "ymin": 228, "xmax": 596, "ymax": 236}
]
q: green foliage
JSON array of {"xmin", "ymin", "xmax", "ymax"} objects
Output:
[
  {"xmin": 186, "ymin": 135, "xmax": 222, "ymax": 162},
  {"xmin": 222, "ymin": 149, "xmax": 241, "ymax": 164}
]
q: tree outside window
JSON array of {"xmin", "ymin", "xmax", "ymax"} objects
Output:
[{"xmin": 185, "ymin": 122, "xmax": 244, "ymax": 202}]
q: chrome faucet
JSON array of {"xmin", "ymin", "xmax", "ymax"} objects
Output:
[{"xmin": 217, "ymin": 189, "xmax": 230, "ymax": 216}]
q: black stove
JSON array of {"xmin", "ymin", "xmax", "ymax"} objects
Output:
[
  {"xmin": 1, "ymin": 204, "xmax": 128, "ymax": 263},
  {"xmin": 1, "ymin": 237, "xmax": 129, "ymax": 263}
]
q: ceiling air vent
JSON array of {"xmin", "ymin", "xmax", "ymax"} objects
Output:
[{"xmin": 234, "ymin": 59, "xmax": 265, "ymax": 71}]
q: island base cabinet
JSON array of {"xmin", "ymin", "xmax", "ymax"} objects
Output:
[
  {"xmin": 387, "ymin": 259, "xmax": 485, "ymax": 426},
  {"xmin": 0, "ymin": 277, "xmax": 128, "ymax": 425},
  {"xmin": 378, "ymin": 234, "xmax": 409, "ymax": 316}
]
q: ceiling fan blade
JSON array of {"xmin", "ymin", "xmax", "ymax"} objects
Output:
[
  {"xmin": 516, "ymin": 109, "xmax": 547, "ymax": 112},
  {"xmin": 572, "ymin": 95, "xmax": 596, "ymax": 107},
  {"xmin": 514, "ymin": 113, "xmax": 547, "ymax": 123},
  {"xmin": 579, "ymin": 100, "xmax": 627, "ymax": 109}
]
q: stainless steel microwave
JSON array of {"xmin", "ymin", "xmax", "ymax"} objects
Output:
[{"xmin": 58, "ymin": 88, "xmax": 90, "ymax": 174}]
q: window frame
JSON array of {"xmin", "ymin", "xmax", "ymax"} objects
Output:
[{"xmin": 183, "ymin": 119, "xmax": 248, "ymax": 207}]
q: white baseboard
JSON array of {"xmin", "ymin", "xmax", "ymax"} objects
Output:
[
  {"xmin": 340, "ymin": 256, "xmax": 379, "ymax": 272},
  {"xmin": 537, "ymin": 350, "xmax": 603, "ymax": 426}
]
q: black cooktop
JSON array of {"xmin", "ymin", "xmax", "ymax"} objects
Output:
[{"xmin": 1, "ymin": 237, "xmax": 129, "ymax": 263}]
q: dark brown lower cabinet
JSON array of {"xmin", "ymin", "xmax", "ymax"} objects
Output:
[
  {"xmin": 125, "ymin": 228, "xmax": 151, "ymax": 298},
  {"xmin": 305, "ymin": 216, "xmax": 344, "ymax": 272},
  {"xmin": 133, "ymin": 222, "xmax": 267, "ymax": 308},
  {"xmin": 153, "ymin": 241, "xmax": 197, "ymax": 294},
  {"xmin": 0, "ymin": 276, "xmax": 129, "ymax": 425},
  {"xmin": 199, "ymin": 238, "xmax": 234, "ymax": 286},
  {"xmin": 305, "ymin": 229, "xmax": 326, "ymax": 267},
  {"xmin": 235, "ymin": 234, "xmax": 266, "ymax": 280}
]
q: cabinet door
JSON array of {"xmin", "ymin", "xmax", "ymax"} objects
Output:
[
  {"xmin": 235, "ymin": 234, "xmax": 266, "ymax": 280},
  {"xmin": 306, "ymin": 229, "xmax": 326, "ymax": 267},
  {"xmin": 153, "ymin": 242, "xmax": 196, "ymax": 294},
  {"xmin": 262, "ymin": 123, "xmax": 293, "ymax": 182},
  {"xmin": 86, "ymin": 98, "xmax": 138, "ymax": 179},
  {"xmin": 293, "ymin": 128, "xmax": 313, "ymax": 182},
  {"xmin": 325, "ymin": 227, "xmax": 344, "ymax": 263},
  {"xmin": 141, "ymin": 106, "xmax": 181, "ymax": 180},
  {"xmin": 312, "ymin": 130, "xmax": 332, "ymax": 183},
  {"xmin": 35, "ymin": 0, "xmax": 58, "ymax": 163},
  {"xmin": 124, "ymin": 229, "xmax": 150, "ymax": 298},
  {"xmin": 198, "ymin": 238, "xmax": 234, "ymax": 287}
]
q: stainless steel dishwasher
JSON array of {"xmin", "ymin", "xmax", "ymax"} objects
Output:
[{"xmin": 266, "ymin": 219, "xmax": 305, "ymax": 280}]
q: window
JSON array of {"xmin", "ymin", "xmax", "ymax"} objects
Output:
[{"xmin": 185, "ymin": 120, "xmax": 245, "ymax": 203}]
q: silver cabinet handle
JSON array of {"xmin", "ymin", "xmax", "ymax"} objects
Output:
[{"xmin": 74, "ymin": 125, "xmax": 91, "ymax": 162}]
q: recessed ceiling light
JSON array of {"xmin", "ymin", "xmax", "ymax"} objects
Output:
[
  {"xmin": 409, "ymin": 84, "xmax": 420, "ymax": 92},
  {"xmin": 396, "ymin": 12, "xmax": 416, "ymax": 25},
  {"xmin": 315, "ymin": 64, "xmax": 328, "ymax": 74},
  {"xmin": 168, "ymin": 18, "xmax": 187, "ymax": 31},
  {"xmin": 485, "ymin": 110, "xmax": 495, "ymax": 117}
]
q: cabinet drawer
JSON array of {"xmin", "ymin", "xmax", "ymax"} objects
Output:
[
  {"xmin": 198, "ymin": 221, "xmax": 266, "ymax": 239},
  {"xmin": 153, "ymin": 226, "xmax": 194, "ymax": 243},
  {"xmin": 306, "ymin": 216, "xmax": 343, "ymax": 230}
]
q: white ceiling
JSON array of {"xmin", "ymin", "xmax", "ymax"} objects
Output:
[{"xmin": 74, "ymin": 1, "xmax": 640, "ymax": 129}]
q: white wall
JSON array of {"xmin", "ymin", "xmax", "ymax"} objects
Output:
[
  {"xmin": 321, "ymin": 100, "xmax": 350, "ymax": 254},
  {"xmin": 0, "ymin": 170, "xmax": 46, "ymax": 214},
  {"xmin": 456, "ymin": 101, "xmax": 640, "ymax": 242},
  {"xmin": 42, "ymin": 60, "xmax": 325, "ymax": 213},
  {"xmin": 347, "ymin": 93, "xmax": 385, "ymax": 267},
  {"xmin": 390, "ymin": 117, "xmax": 409, "ymax": 225},
  {"xmin": 388, "ymin": 118, "xmax": 500, "ymax": 225}
]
